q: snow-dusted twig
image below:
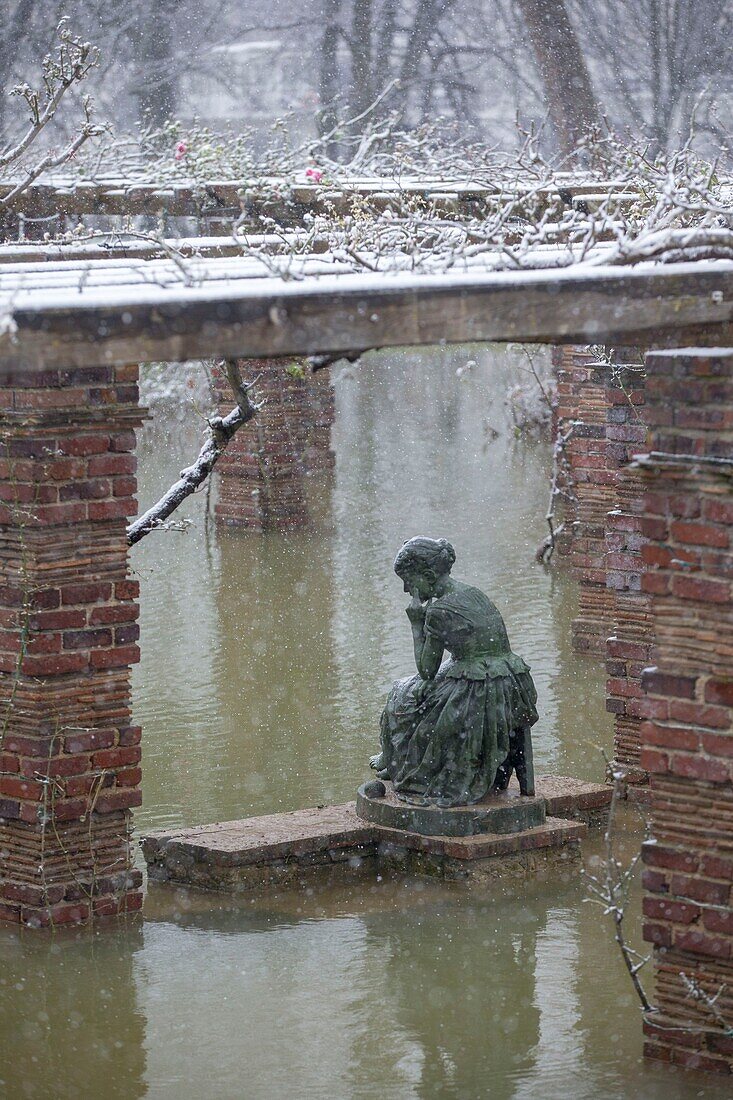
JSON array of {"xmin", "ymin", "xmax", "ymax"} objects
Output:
[{"xmin": 126, "ymin": 360, "xmax": 260, "ymax": 546}]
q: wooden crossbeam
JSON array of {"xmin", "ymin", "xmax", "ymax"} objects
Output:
[{"xmin": 1, "ymin": 259, "xmax": 730, "ymax": 372}]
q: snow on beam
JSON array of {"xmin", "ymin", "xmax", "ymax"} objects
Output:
[{"xmin": 0, "ymin": 260, "xmax": 731, "ymax": 372}]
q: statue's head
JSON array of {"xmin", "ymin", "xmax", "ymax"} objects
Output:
[{"xmin": 394, "ymin": 537, "xmax": 456, "ymax": 599}]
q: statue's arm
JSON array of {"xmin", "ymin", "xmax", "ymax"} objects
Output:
[
  {"xmin": 416, "ymin": 633, "xmax": 444, "ymax": 680},
  {"xmin": 406, "ymin": 600, "xmax": 444, "ymax": 680}
]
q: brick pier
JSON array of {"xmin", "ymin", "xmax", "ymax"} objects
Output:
[
  {"xmin": 635, "ymin": 350, "xmax": 733, "ymax": 1073},
  {"xmin": 0, "ymin": 365, "xmax": 144, "ymax": 926},
  {"xmin": 212, "ymin": 359, "xmax": 335, "ymax": 530},
  {"xmin": 554, "ymin": 345, "xmax": 652, "ymax": 788}
]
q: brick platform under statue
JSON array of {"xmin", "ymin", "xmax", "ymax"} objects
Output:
[{"xmin": 141, "ymin": 776, "xmax": 610, "ymax": 892}]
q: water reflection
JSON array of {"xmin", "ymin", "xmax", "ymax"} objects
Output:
[{"xmin": 0, "ymin": 924, "xmax": 147, "ymax": 1099}]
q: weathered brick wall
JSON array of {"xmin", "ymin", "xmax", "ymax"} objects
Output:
[
  {"xmin": 605, "ymin": 360, "xmax": 653, "ymax": 787},
  {"xmin": 212, "ymin": 359, "xmax": 335, "ymax": 530},
  {"xmin": 554, "ymin": 347, "xmax": 648, "ymax": 663},
  {"xmin": 0, "ymin": 365, "xmax": 144, "ymax": 926},
  {"xmin": 637, "ymin": 348, "xmax": 733, "ymax": 1073}
]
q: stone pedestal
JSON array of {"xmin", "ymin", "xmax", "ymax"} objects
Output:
[
  {"xmin": 356, "ymin": 783, "xmax": 546, "ymax": 837},
  {"xmin": 142, "ymin": 776, "xmax": 611, "ymax": 894}
]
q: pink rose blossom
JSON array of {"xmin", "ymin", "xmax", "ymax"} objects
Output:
[
  {"xmin": 305, "ymin": 167, "xmax": 323, "ymax": 183},
  {"xmin": 174, "ymin": 141, "xmax": 188, "ymax": 161}
]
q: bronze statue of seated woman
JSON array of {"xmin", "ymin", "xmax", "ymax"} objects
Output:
[{"xmin": 370, "ymin": 537, "xmax": 538, "ymax": 808}]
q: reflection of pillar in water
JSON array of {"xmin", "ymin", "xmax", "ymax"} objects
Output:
[
  {"xmin": 356, "ymin": 892, "xmax": 541, "ymax": 1095},
  {"xmin": 212, "ymin": 360, "xmax": 335, "ymax": 531},
  {"xmin": 211, "ymin": 532, "xmax": 343, "ymax": 814},
  {"xmin": 0, "ymin": 924, "xmax": 147, "ymax": 1096}
]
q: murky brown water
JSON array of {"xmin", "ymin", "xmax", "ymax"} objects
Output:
[{"xmin": 1, "ymin": 346, "xmax": 728, "ymax": 1098}]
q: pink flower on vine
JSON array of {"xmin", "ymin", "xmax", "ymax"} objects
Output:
[
  {"xmin": 174, "ymin": 141, "xmax": 188, "ymax": 161},
  {"xmin": 305, "ymin": 167, "xmax": 323, "ymax": 183}
]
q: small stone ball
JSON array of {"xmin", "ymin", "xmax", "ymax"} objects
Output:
[{"xmin": 364, "ymin": 780, "xmax": 386, "ymax": 799}]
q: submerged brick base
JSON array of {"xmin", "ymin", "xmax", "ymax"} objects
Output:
[{"xmin": 141, "ymin": 776, "xmax": 609, "ymax": 893}]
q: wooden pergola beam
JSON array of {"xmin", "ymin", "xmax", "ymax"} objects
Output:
[{"xmin": 0, "ymin": 260, "xmax": 731, "ymax": 373}]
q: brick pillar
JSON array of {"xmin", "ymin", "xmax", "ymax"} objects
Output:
[
  {"xmin": 604, "ymin": 357, "xmax": 653, "ymax": 789},
  {"xmin": 637, "ymin": 349, "xmax": 733, "ymax": 1073},
  {"xmin": 213, "ymin": 359, "xmax": 333, "ymax": 531},
  {"xmin": 0, "ymin": 364, "xmax": 144, "ymax": 927}
]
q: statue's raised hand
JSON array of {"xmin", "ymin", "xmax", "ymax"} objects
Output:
[{"xmin": 406, "ymin": 595, "xmax": 428, "ymax": 624}]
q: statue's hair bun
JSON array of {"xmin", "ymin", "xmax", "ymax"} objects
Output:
[
  {"xmin": 437, "ymin": 539, "xmax": 457, "ymax": 568},
  {"xmin": 393, "ymin": 536, "xmax": 456, "ymax": 576}
]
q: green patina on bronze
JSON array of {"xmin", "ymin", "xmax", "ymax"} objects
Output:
[{"xmin": 369, "ymin": 537, "xmax": 539, "ymax": 809}]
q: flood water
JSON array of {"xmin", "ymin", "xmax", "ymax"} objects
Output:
[{"xmin": 1, "ymin": 346, "xmax": 728, "ymax": 1099}]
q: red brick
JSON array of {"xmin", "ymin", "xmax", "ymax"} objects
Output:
[
  {"xmin": 87, "ymin": 454, "xmax": 136, "ymax": 476},
  {"xmin": 116, "ymin": 766, "xmax": 142, "ymax": 787},
  {"xmin": 702, "ymin": 910, "xmax": 733, "ymax": 935},
  {"xmin": 89, "ymin": 604, "xmax": 139, "ymax": 625},
  {"xmin": 642, "ymin": 897, "xmax": 700, "ymax": 924},
  {"xmin": 112, "ymin": 476, "xmax": 137, "ymax": 498},
  {"xmin": 61, "ymin": 582, "xmax": 112, "ymax": 605},
  {"xmin": 642, "ymin": 573, "xmax": 671, "ymax": 595},
  {"xmin": 115, "ymin": 581, "xmax": 139, "ymax": 600},
  {"xmin": 0, "ymin": 776, "xmax": 43, "ymax": 801},
  {"xmin": 670, "ymin": 521, "xmax": 729, "ymax": 548},
  {"xmin": 20, "ymin": 754, "xmax": 91, "ymax": 779},
  {"xmin": 705, "ymin": 679, "xmax": 733, "ymax": 707},
  {"xmin": 641, "ymin": 869, "xmax": 668, "ymax": 892},
  {"xmin": 643, "ymin": 724, "xmax": 698, "ymax": 752},
  {"xmin": 64, "ymin": 729, "xmax": 116, "ymax": 754},
  {"xmin": 63, "ymin": 628, "xmax": 113, "ymax": 650},
  {"xmin": 671, "ymin": 574, "xmax": 730, "ymax": 604},
  {"xmin": 0, "ymin": 753, "xmax": 20, "ymax": 773},
  {"xmin": 642, "ymin": 843, "xmax": 698, "ymax": 873},
  {"xmin": 93, "ymin": 788, "xmax": 142, "ymax": 813},
  {"xmin": 28, "ymin": 609, "xmax": 87, "ymax": 631},
  {"xmin": 641, "ymin": 669, "xmax": 697, "ymax": 699},
  {"xmin": 52, "ymin": 798, "xmax": 90, "ymax": 822},
  {"xmin": 669, "ymin": 700, "xmax": 731, "ymax": 730},
  {"xmin": 21, "ymin": 652, "xmax": 87, "ymax": 676},
  {"xmin": 110, "ymin": 430, "xmax": 136, "ymax": 452},
  {"xmin": 93, "ymin": 746, "xmax": 141, "ymax": 769},
  {"xmin": 701, "ymin": 854, "xmax": 733, "ymax": 881},
  {"xmin": 704, "ymin": 499, "xmax": 733, "ymax": 525},
  {"xmin": 3, "ymin": 735, "xmax": 59, "ymax": 757},
  {"xmin": 643, "ymin": 922, "xmax": 672, "ymax": 947},
  {"xmin": 119, "ymin": 726, "xmax": 142, "ymax": 746},
  {"xmin": 675, "ymin": 929, "xmax": 731, "ymax": 958},
  {"xmin": 61, "ymin": 435, "xmax": 110, "ymax": 456},
  {"xmin": 87, "ymin": 500, "xmax": 134, "ymax": 521},
  {"xmin": 89, "ymin": 644, "xmax": 140, "ymax": 670},
  {"xmin": 701, "ymin": 733, "xmax": 733, "ymax": 758},
  {"xmin": 669, "ymin": 752, "xmax": 729, "ymax": 783},
  {"xmin": 640, "ymin": 748, "xmax": 669, "ymax": 773},
  {"xmin": 670, "ymin": 875, "xmax": 730, "ymax": 905}
]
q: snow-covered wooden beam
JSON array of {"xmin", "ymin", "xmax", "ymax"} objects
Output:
[{"xmin": 0, "ymin": 259, "xmax": 731, "ymax": 373}]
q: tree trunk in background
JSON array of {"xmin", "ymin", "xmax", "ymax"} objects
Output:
[
  {"xmin": 318, "ymin": 0, "xmax": 342, "ymax": 142},
  {"xmin": 350, "ymin": 0, "xmax": 373, "ymax": 116},
  {"xmin": 516, "ymin": 0, "xmax": 600, "ymax": 154},
  {"xmin": 132, "ymin": 0, "xmax": 178, "ymax": 128}
]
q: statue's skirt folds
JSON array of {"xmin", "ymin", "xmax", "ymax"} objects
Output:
[{"xmin": 379, "ymin": 654, "xmax": 539, "ymax": 806}]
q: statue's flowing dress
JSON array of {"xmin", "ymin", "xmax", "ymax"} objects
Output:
[{"xmin": 379, "ymin": 583, "xmax": 538, "ymax": 806}]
